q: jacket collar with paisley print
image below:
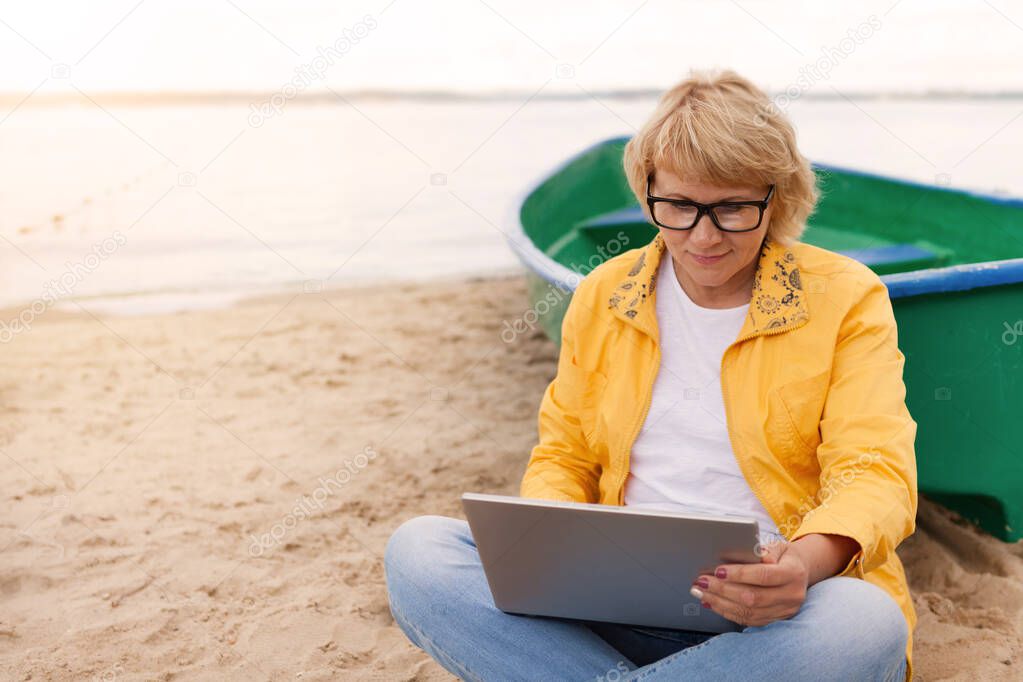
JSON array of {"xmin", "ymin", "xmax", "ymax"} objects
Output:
[{"xmin": 606, "ymin": 232, "xmax": 810, "ymax": 342}]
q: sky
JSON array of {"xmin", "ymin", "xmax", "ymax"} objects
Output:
[{"xmin": 0, "ymin": 0, "xmax": 1022, "ymax": 97}]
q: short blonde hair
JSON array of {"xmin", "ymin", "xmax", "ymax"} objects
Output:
[{"xmin": 623, "ymin": 69, "xmax": 818, "ymax": 245}]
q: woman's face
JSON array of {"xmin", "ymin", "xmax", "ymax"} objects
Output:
[{"xmin": 650, "ymin": 167, "xmax": 772, "ymax": 302}]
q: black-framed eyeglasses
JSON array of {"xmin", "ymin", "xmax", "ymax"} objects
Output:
[{"xmin": 645, "ymin": 173, "xmax": 774, "ymax": 232}]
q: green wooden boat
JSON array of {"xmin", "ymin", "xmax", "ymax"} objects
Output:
[{"xmin": 507, "ymin": 136, "xmax": 1023, "ymax": 542}]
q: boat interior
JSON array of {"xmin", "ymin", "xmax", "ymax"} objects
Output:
[{"xmin": 519, "ymin": 138, "xmax": 1023, "ymax": 279}]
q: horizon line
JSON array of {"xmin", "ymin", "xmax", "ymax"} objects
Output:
[{"xmin": 3, "ymin": 87, "xmax": 1023, "ymax": 107}]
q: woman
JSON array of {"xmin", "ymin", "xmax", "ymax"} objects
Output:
[{"xmin": 385, "ymin": 70, "xmax": 917, "ymax": 681}]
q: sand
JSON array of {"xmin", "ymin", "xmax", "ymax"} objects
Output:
[{"xmin": 1, "ymin": 273, "xmax": 1020, "ymax": 680}]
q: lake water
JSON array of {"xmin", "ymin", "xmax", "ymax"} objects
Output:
[{"xmin": 1, "ymin": 95, "xmax": 1021, "ymax": 314}]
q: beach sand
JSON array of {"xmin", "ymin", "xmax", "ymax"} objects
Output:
[{"xmin": 1, "ymin": 273, "xmax": 1020, "ymax": 680}]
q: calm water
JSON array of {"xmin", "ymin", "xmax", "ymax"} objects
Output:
[{"xmin": 1, "ymin": 95, "xmax": 1022, "ymax": 313}]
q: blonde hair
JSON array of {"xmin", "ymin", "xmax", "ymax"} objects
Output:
[{"xmin": 623, "ymin": 69, "xmax": 818, "ymax": 245}]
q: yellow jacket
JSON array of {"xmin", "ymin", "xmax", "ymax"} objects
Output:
[{"xmin": 521, "ymin": 233, "xmax": 918, "ymax": 679}]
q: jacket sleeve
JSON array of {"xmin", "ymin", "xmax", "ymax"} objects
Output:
[
  {"xmin": 788, "ymin": 275, "xmax": 918, "ymax": 577},
  {"xmin": 519, "ymin": 282, "xmax": 603, "ymax": 503}
]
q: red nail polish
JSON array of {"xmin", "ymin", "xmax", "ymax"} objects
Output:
[
  {"xmin": 701, "ymin": 601, "xmax": 711, "ymax": 608},
  {"xmin": 696, "ymin": 577, "xmax": 709, "ymax": 589},
  {"xmin": 715, "ymin": 567, "xmax": 727, "ymax": 579}
]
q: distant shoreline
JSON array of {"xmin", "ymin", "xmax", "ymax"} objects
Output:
[{"xmin": 5, "ymin": 88, "xmax": 1023, "ymax": 108}]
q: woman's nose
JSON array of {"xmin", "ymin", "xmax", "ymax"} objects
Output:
[{"xmin": 689, "ymin": 214, "xmax": 722, "ymax": 246}]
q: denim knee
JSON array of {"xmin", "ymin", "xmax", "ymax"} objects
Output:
[
  {"xmin": 808, "ymin": 577, "xmax": 908, "ymax": 663},
  {"xmin": 385, "ymin": 516, "xmax": 474, "ymax": 643},
  {"xmin": 385, "ymin": 515, "xmax": 469, "ymax": 598}
]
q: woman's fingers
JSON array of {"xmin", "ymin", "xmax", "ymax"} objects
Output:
[
  {"xmin": 691, "ymin": 547, "xmax": 806, "ymax": 626},
  {"xmin": 693, "ymin": 586, "xmax": 790, "ymax": 626},
  {"xmin": 707, "ymin": 560, "xmax": 789, "ymax": 587},
  {"xmin": 697, "ymin": 575, "xmax": 785, "ymax": 609}
]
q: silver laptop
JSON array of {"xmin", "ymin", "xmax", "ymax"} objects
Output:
[{"xmin": 461, "ymin": 492, "xmax": 760, "ymax": 633}]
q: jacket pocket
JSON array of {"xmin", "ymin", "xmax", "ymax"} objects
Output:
[
  {"xmin": 767, "ymin": 369, "xmax": 831, "ymax": 456},
  {"xmin": 559, "ymin": 360, "xmax": 609, "ymax": 449}
]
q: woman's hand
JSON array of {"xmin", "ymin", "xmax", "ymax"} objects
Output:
[
  {"xmin": 690, "ymin": 533, "xmax": 860, "ymax": 627},
  {"xmin": 690, "ymin": 542, "xmax": 808, "ymax": 627}
]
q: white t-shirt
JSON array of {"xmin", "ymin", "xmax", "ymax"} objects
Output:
[{"xmin": 624, "ymin": 255, "xmax": 783, "ymax": 543}]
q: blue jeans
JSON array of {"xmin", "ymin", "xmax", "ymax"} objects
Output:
[{"xmin": 384, "ymin": 515, "xmax": 908, "ymax": 682}]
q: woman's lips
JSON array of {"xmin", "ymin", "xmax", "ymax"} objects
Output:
[{"xmin": 690, "ymin": 252, "xmax": 726, "ymax": 265}]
